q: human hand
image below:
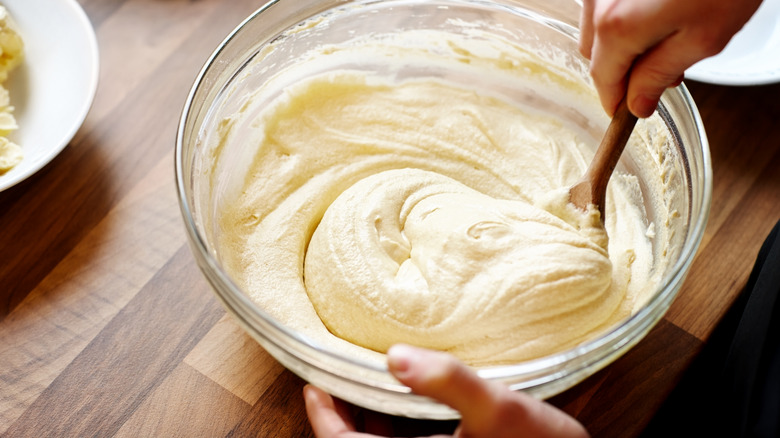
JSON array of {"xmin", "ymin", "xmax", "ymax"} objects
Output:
[
  {"xmin": 304, "ymin": 344, "xmax": 589, "ymax": 438},
  {"xmin": 579, "ymin": 0, "xmax": 762, "ymax": 117}
]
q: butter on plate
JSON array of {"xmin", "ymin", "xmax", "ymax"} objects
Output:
[{"xmin": 0, "ymin": 4, "xmax": 24, "ymax": 174}]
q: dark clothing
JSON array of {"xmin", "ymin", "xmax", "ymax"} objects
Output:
[{"xmin": 643, "ymin": 220, "xmax": 780, "ymax": 437}]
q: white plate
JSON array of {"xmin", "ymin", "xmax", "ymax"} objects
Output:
[
  {"xmin": 0, "ymin": 0, "xmax": 99, "ymax": 192},
  {"xmin": 686, "ymin": 0, "xmax": 780, "ymax": 86}
]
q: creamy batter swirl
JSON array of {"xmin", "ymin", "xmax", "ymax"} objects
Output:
[
  {"xmin": 218, "ymin": 71, "xmax": 655, "ymax": 365},
  {"xmin": 306, "ymin": 168, "xmax": 622, "ymax": 362}
]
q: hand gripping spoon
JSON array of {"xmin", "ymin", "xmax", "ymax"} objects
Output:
[{"xmin": 569, "ymin": 98, "xmax": 638, "ymax": 220}]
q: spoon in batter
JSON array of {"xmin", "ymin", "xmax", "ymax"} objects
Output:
[{"xmin": 569, "ymin": 98, "xmax": 638, "ymax": 220}]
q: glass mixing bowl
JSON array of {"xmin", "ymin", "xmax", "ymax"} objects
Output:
[{"xmin": 175, "ymin": 0, "xmax": 711, "ymax": 419}]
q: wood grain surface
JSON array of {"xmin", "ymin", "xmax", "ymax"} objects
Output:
[{"xmin": 1, "ymin": 1, "xmax": 779, "ymax": 437}]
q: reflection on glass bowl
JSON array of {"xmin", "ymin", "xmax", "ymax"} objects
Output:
[{"xmin": 176, "ymin": 0, "xmax": 711, "ymax": 419}]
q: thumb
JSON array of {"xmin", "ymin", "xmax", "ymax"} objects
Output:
[
  {"xmin": 386, "ymin": 345, "xmax": 589, "ymax": 438},
  {"xmin": 387, "ymin": 344, "xmax": 499, "ymax": 430}
]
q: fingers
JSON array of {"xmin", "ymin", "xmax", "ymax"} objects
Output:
[
  {"xmin": 624, "ymin": 37, "xmax": 702, "ymax": 117},
  {"xmin": 578, "ymin": 0, "xmax": 595, "ymax": 59},
  {"xmin": 305, "ymin": 385, "xmax": 397, "ymax": 438},
  {"xmin": 582, "ymin": 0, "xmax": 762, "ymax": 118},
  {"xmin": 586, "ymin": 0, "xmax": 674, "ymax": 116},
  {"xmin": 588, "ymin": 33, "xmax": 633, "ymax": 116},
  {"xmin": 387, "ymin": 344, "xmax": 499, "ymax": 430},
  {"xmin": 387, "ymin": 345, "xmax": 589, "ymax": 438},
  {"xmin": 303, "ymin": 385, "xmax": 362, "ymax": 438},
  {"xmin": 307, "ymin": 347, "xmax": 588, "ymax": 438}
]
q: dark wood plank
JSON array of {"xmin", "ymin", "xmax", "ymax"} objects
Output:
[
  {"xmin": 3, "ymin": 246, "xmax": 223, "ymax": 437},
  {"xmin": 666, "ymin": 144, "xmax": 780, "ymax": 338},
  {"xmin": 0, "ymin": 156, "xmax": 185, "ymax": 432},
  {"xmin": 184, "ymin": 315, "xmax": 287, "ymax": 405},
  {"xmin": 114, "ymin": 363, "xmax": 252, "ymax": 437},
  {"xmin": 0, "ymin": 0, "xmax": 259, "ymax": 320},
  {"xmin": 686, "ymin": 81, "xmax": 780, "ymax": 242},
  {"xmin": 228, "ymin": 370, "xmax": 316, "ymax": 438},
  {"xmin": 551, "ymin": 319, "xmax": 702, "ymax": 437},
  {"xmin": 77, "ymin": 0, "xmax": 130, "ymax": 28}
]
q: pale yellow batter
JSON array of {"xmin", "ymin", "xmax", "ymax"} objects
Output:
[{"xmin": 217, "ymin": 69, "xmax": 662, "ymax": 366}]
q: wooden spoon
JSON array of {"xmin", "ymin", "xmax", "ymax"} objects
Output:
[{"xmin": 569, "ymin": 98, "xmax": 638, "ymax": 220}]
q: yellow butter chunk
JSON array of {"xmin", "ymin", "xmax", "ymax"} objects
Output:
[
  {"xmin": 0, "ymin": 5, "xmax": 23, "ymax": 174},
  {"xmin": 0, "ymin": 5, "xmax": 23, "ymax": 82},
  {"xmin": 0, "ymin": 84, "xmax": 17, "ymax": 133},
  {"xmin": 0, "ymin": 136, "xmax": 21, "ymax": 172}
]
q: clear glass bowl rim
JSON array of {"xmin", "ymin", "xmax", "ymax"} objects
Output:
[{"xmin": 174, "ymin": 0, "xmax": 713, "ymax": 404}]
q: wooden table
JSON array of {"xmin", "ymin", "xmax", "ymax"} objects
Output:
[{"xmin": 1, "ymin": 0, "xmax": 779, "ymax": 436}]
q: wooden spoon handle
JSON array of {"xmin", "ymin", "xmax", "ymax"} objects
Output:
[
  {"xmin": 589, "ymin": 99, "xmax": 638, "ymax": 199},
  {"xmin": 570, "ymin": 98, "xmax": 638, "ymax": 216}
]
